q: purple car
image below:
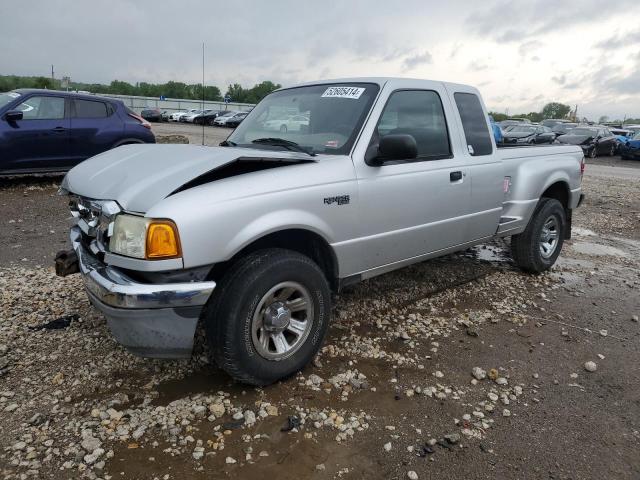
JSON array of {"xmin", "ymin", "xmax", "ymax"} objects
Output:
[{"xmin": 0, "ymin": 89, "xmax": 155, "ymax": 174}]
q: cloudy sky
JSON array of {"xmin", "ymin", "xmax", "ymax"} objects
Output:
[{"xmin": 2, "ymin": 0, "xmax": 639, "ymax": 119}]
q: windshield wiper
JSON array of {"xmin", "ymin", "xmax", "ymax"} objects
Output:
[
  {"xmin": 250, "ymin": 138, "xmax": 316, "ymax": 156},
  {"xmin": 219, "ymin": 140, "xmax": 236, "ymax": 147}
]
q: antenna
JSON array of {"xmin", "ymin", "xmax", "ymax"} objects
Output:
[{"xmin": 202, "ymin": 42, "xmax": 205, "ymax": 146}]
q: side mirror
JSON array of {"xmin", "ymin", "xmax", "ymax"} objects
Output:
[
  {"xmin": 368, "ymin": 134, "xmax": 418, "ymax": 166},
  {"xmin": 4, "ymin": 110, "xmax": 23, "ymax": 122}
]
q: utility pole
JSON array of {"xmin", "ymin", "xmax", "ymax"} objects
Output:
[
  {"xmin": 202, "ymin": 42, "xmax": 205, "ymax": 146},
  {"xmin": 51, "ymin": 64, "xmax": 54, "ymax": 80}
]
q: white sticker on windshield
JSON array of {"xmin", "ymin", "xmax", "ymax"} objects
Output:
[{"xmin": 321, "ymin": 86, "xmax": 365, "ymax": 100}]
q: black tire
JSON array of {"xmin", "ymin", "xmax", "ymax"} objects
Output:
[
  {"xmin": 609, "ymin": 144, "xmax": 615, "ymax": 156},
  {"xmin": 588, "ymin": 147, "xmax": 597, "ymax": 158},
  {"xmin": 208, "ymin": 119, "xmax": 216, "ymax": 126},
  {"xmin": 280, "ymin": 124, "xmax": 287, "ymax": 133},
  {"xmin": 511, "ymin": 198, "xmax": 566, "ymax": 274},
  {"xmin": 203, "ymin": 248, "xmax": 331, "ymax": 385}
]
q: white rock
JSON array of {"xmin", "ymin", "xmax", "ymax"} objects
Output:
[
  {"xmin": 495, "ymin": 377, "xmax": 508, "ymax": 385},
  {"xmin": 383, "ymin": 442, "xmax": 392, "ymax": 452},
  {"xmin": 471, "ymin": 367, "xmax": 486, "ymax": 380},
  {"xmin": 84, "ymin": 448, "xmax": 104, "ymax": 465},
  {"xmin": 503, "ymin": 409, "xmax": 511, "ymax": 417},
  {"xmin": 408, "ymin": 471, "xmax": 419, "ymax": 480},
  {"xmin": 244, "ymin": 410, "xmax": 256, "ymax": 425},
  {"xmin": 225, "ymin": 457, "xmax": 237, "ymax": 464},
  {"xmin": 599, "ymin": 329, "xmax": 608, "ymax": 337},
  {"xmin": 584, "ymin": 361, "xmax": 597, "ymax": 372}
]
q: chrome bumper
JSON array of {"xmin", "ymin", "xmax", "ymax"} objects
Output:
[{"xmin": 71, "ymin": 227, "xmax": 216, "ymax": 310}]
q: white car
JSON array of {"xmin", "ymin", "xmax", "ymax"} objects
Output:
[
  {"xmin": 182, "ymin": 110, "xmax": 208, "ymax": 123},
  {"xmin": 214, "ymin": 111, "xmax": 239, "ymax": 126},
  {"xmin": 263, "ymin": 114, "xmax": 309, "ymax": 133},
  {"xmin": 169, "ymin": 109, "xmax": 198, "ymax": 122}
]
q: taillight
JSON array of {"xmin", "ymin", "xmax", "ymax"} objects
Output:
[
  {"xmin": 580, "ymin": 156, "xmax": 585, "ymax": 177},
  {"xmin": 128, "ymin": 112, "xmax": 151, "ymax": 129}
]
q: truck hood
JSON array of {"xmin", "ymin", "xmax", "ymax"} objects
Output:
[{"xmin": 62, "ymin": 144, "xmax": 314, "ymax": 213}]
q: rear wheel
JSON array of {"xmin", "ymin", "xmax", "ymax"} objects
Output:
[
  {"xmin": 511, "ymin": 198, "xmax": 566, "ymax": 274},
  {"xmin": 203, "ymin": 249, "xmax": 331, "ymax": 385},
  {"xmin": 609, "ymin": 144, "xmax": 616, "ymax": 156}
]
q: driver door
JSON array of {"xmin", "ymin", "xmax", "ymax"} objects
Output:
[
  {"xmin": 3, "ymin": 94, "xmax": 70, "ymax": 172},
  {"xmin": 346, "ymin": 82, "xmax": 472, "ymax": 276}
]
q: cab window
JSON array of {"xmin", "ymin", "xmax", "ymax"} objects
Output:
[
  {"xmin": 375, "ymin": 90, "xmax": 451, "ymax": 160},
  {"xmin": 454, "ymin": 92, "xmax": 493, "ymax": 156}
]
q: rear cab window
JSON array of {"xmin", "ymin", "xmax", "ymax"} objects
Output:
[
  {"xmin": 454, "ymin": 92, "xmax": 493, "ymax": 156},
  {"xmin": 73, "ymin": 99, "xmax": 110, "ymax": 118}
]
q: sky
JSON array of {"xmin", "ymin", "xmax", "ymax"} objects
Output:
[{"xmin": 1, "ymin": 0, "xmax": 639, "ymax": 120}]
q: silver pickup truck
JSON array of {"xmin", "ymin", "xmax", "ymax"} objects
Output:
[{"xmin": 57, "ymin": 78, "xmax": 584, "ymax": 385}]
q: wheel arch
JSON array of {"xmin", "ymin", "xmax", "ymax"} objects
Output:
[
  {"xmin": 112, "ymin": 138, "xmax": 145, "ymax": 149},
  {"xmin": 209, "ymin": 228, "xmax": 339, "ymax": 291},
  {"xmin": 540, "ymin": 180, "xmax": 570, "ymax": 209}
]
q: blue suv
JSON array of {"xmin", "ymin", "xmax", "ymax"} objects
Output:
[{"xmin": 0, "ymin": 89, "xmax": 155, "ymax": 174}]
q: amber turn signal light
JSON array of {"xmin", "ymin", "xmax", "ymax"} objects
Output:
[{"xmin": 146, "ymin": 221, "xmax": 181, "ymax": 259}]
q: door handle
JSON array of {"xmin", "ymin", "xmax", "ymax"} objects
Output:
[
  {"xmin": 51, "ymin": 127, "xmax": 67, "ymax": 133},
  {"xmin": 450, "ymin": 171, "xmax": 463, "ymax": 182}
]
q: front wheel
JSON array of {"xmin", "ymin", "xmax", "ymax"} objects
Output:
[
  {"xmin": 609, "ymin": 144, "xmax": 616, "ymax": 156},
  {"xmin": 511, "ymin": 198, "xmax": 566, "ymax": 274},
  {"xmin": 203, "ymin": 249, "xmax": 331, "ymax": 385},
  {"xmin": 588, "ymin": 147, "xmax": 597, "ymax": 158}
]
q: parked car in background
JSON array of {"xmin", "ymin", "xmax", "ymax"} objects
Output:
[
  {"xmin": 498, "ymin": 119, "xmax": 528, "ymax": 129},
  {"xmin": 502, "ymin": 124, "xmax": 556, "ymax": 144},
  {"xmin": 262, "ymin": 114, "xmax": 310, "ymax": 133},
  {"xmin": 169, "ymin": 109, "xmax": 198, "ymax": 122},
  {"xmin": 224, "ymin": 112, "xmax": 248, "ymax": 128},
  {"xmin": 0, "ymin": 89, "xmax": 155, "ymax": 174},
  {"xmin": 213, "ymin": 110, "xmax": 240, "ymax": 126},
  {"xmin": 161, "ymin": 111, "xmax": 171, "ymax": 122},
  {"xmin": 623, "ymin": 124, "xmax": 640, "ymax": 137},
  {"xmin": 193, "ymin": 110, "xmax": 226, "ymax": 125},
  {"xmin": 181, "ymin": 110, "xmax": 205, "ymax": 123},
  {"xmin": 609, "ymin": 127, "xmax": 633, "ymax": 152},
  {"xmin": 619, "ymin": 131, "xmax": 640, "ymax": 160},
  {"xmin": 556, "ymin": 126, "xmax": 616, "ymax": 158},
  {"xmin": 488, "ymin": 115, "xmax": 503, "ymax": 144},
  {"xmin": 551, "ymin": 122, "xmax": 577, "ymax": 137},
  {"xmin": 140, "ymin": 108, "xmax": 162, "ymax": 122},
  {"xmin": 541, "ymin": 119, "xmax": 571, "ymax": 128}
]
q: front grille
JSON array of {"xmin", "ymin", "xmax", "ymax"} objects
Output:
[{"xmin": 69, "ymin": 196, "xmax": 121, "ymax": 255}]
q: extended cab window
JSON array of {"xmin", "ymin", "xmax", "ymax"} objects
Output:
[
  {"xmin": 74, "ymin": 99, "xmax": 109, "ymax": 118},
  {"xmin": 454, "ymin": 93, "xmax": 493, "ymax": 156},
  {"xmin": 376, "ymin": 90, "xmax": 451, "ymax": 159},
  {"xmin": 16, "ymin": 96, "xmax": 65, "ymax": 120}
]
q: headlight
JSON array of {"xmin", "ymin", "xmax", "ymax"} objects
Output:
[{"xmin": 109, "ymin": 214, "xmax": 181, "ymax": 260}]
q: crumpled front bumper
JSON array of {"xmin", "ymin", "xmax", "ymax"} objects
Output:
[{"xmin": 70, "ymin": 227, "xmax": 216, "ymax": 358}]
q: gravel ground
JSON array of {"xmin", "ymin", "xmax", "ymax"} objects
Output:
[{"xmin": 0, "ymin": 149, "xmax": 639, "ymax": 480}]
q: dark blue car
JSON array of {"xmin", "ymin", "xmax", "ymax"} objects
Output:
[{"xmin": 0, "ymin": 89, "xmax": 155, "ymax": 174}]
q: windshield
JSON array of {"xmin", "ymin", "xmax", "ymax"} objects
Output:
[
  {"xmin": 554, "ymin": 123, "xmax": 576, "ymax": 132},
  {"xmin": 570, "ymin": 128, "xmax": 597, "ymax": 136},
  {"xmin": 227, "ymin": 83, "xmax": 380, "ymax": 155},
  {"xmin": 0, "ymin": 91, "xmax": 21, "ymax": 109},
  {"xmin": 509, "ymin": 126, "xmax": 537, "ymax": 133}
]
